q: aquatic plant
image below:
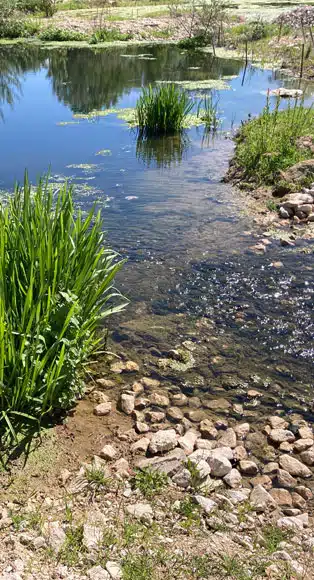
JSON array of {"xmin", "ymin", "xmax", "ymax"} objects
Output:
[
  {"xmin": 136, "ymin": 84, "xmax": 194, "ymax": 136},
  {"xmin": 89, "ymin": 28, "xmax": 132, "ymax": 45},
  {"xmin": 235, "ymin": 95, "xmax": 314, "ymax": 184},
  {"xmin": 0, "ymin": 176, "xmax": 125, "ymax": 455},
  {"xmin": 197, "ymin": 92, "xmax": 220, "ymax": 131},
  {"xmin": 157, "ymin": 79, "xmax": 230, "ymax": 91}
]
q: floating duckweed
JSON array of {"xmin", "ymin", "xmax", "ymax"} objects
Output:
[
  {"xmin": 56, "ymin": 121, "xmax": 80, "ymax": 126},
  {"xmin": 156, "ymin": 79, "xmax": 231, "ymax": 90},
  {"xmin": 96, "ymin": 149, "xmax": 112, "ymax": 156}
]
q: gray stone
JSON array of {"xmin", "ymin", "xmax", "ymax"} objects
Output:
[
  {"xmin": 149, "ymin": 429, "xmax": 177, "ymax": 454},
  {"xmin": 196, "ymin": 439, "xmax": 217, "ymax": 450},
  {"xmin": 269, "ymin": 416, "xmax": 289, "ymax": 429},
  {"xmin": 130, "ymin": 438, "xmax": 150, "ymax": 454},
  {"xmin": 125, "ymin": 503, "xmax": 153, "ymax": 522},
  {"xmin": 88, "ymin": 565, "xmax": 111, "ymax": 580},
  {"xmin": 167, "ymin": 407, "xmax": 184, "ymax": 422},
  {"xmin": 299, "ymin": 426, "xmax": 313, "ymax": 439},
  {"xmin": 149, "ymin": 392, "xmax": 170, "ymax": 407},
  {"xmin": 93, "ymin": 402, "xmax": 112, "ymax": 416},
  {"xmin": 44, "ymin": 521, "xmax": 66, "ymax": 553},
  {"xmin": 172, "ymin": 468, "xmax": 191, "ymax": 488},
  {"xmin": 226, "ymin": 489, "xmax": 251, "ymax": 504},
  {"xmin": 83, "ymin": 524, "xmax": 103, "ymax": 550},
  {"xmin": 178, "ymin": 430, "xmax": 198, "ymax": 454},
  {"xmin": 279, "ymin": 455, "xmax": 312, "ymax": 478},
  {"xmin": 99, "ymin": 445, "xmax": 117, "ymax": 461},
  {"xmin": 277, "ymin": 469, "xmax": 297, "ymax": 489},
  {"xmin": 239, "ymin": 460, "xmax": 258, "ymax": 476},
  {"xmin": 135, "ymin": 449, "xmax": 185, "ymax": 476},
  {"xmin": 294, "ymin": 438, "xmax": 313, "ymax": 453},
  {"xmin": 277, "ymin": 513, "xmax": 308, "ymax": 531},
  {"xmin": 171, "ymin": 393, "xmax": 188, "ymax": 406},
  {"xmin": 208, "ymin": 453, "xmax": 232, "ymax": 477},
  {"xmin": 218, "ymin": 428, "xmax": 237, "ymax": 448},
  {"xmin": 300, "ymin": 447, "xmax": 314, "ymax": 466},
  {"xmin": 195, "ymin": 495, "xmax": 217, "ymax": 514},
  {"xmin": 233, "ymin": 445, "xmax": 247, "ymax": 461},
  {"xmin": 250, "ymin": 484, "xmax": 276, "ymax": 512},
  {"xmin": 211, "ymin": 446, "xmax": 233, "ymax": 461},
  {"xmin": 263, "ymin": 462, "xmax": 279, "ymax": 475},
  {"xmin": 223, "ymin": 468, "xmax": 242, "ymax": 488},
  {"xmin": 120, "ymin": 393, "xmax": 135, "ymax": 415},
  {"xmin": 200, "ymin": 419, "xmax": 218, "ymax": 440},
  {"xmin": 135, "ymin": 421, "xmax": 150, "ymax": 434},
  {"xmin": 195, "ymin": 459, "xmax": 211, "ymax": 479},
  {"xmin": 270, "ymin": 489, "xmax": 292, "ymax": 506},
  {"xmin": 106, "ymin": 561, "xmax": 123, "ymax": 579},
  {"xmin": 269, "ymin": 429, "xmax": 295, "ymax": 444},
  {"xmin": 234, "ymin": 423, "xmax": 250, "ymax": 439}
]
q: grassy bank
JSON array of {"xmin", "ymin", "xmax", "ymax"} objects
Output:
[{"xmin": 0, "ymin": 177, "xmax": 125, "ymax": 457}]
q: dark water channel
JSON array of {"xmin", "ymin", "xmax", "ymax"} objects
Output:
[{"xmin": 0, "ymin": 43, "xmax": 313, "ymax": 424}]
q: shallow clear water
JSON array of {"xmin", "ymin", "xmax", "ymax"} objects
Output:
[{"xmin": 0, "ymin": 43, "xmax": 313, "ymax": 421}]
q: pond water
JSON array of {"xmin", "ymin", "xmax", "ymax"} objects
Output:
[{"xmin": 0, "ymin": 43, "xmax": 313, "ymax": 424}]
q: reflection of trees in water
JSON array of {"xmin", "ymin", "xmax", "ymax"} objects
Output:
[
  {"xmin": 0, "ymin": 45, "xmax": 243, "ymax": 117},
  {"xmin": 136, "ymin": 132, "xmax": 190, "ymax": 168},
  {"xmin": 0, "ymin": 46, "xmax": 44, "ymax": 119}
]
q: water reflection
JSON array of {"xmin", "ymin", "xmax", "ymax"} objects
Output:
[
  {"xmin": 0, "ymin": 44, "xmax": 244, "ymax": 118},
  {"xmin": 136, "ymin": 132, "xmax": 190, "ymax": 168}
]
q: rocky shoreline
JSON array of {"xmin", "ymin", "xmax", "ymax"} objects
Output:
[{"xmin": 1, "ymin": 363, "xmax": 314, "ymax": 580}]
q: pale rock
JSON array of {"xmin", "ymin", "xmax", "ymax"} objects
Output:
[
  {"xmin": 178, "ymin": 430, "xmax": 198, "ymax": 455},
  {"xmin": 140, "ymin": 377, "xmax": 160, "ymax": 389},
  {"xmin": 132, "ymin": 381, "xmax": 144, "ymax": 395},
  {"xmin": 83, "ymin": 524, "xmax": 103, "ymax": 550},
  {"xmin": 105, "ymin": 561, "xmax": 123, "ymax": 580},
  {"xmin": 200, "ymin": 419, "xmax": 218, "ymax": 440},
  {"xmin": 172, "ymin": 468, "xmax": 191, "ymax": 488},
  {"xmin": 279, "ymin": 455, "xmax": 312, "ymax": 478},
  {"xmin": 279, "ymin": 441, "xmax": 293, "ymax": 453},
  {"xmin": 60, "ymin": 469, "xmax": 71, "ymax": 486},
  {"xmin": 208, "ymin": 452, "xmax": 232, "ymax": 477},
  {"xmin": 112, "ymin": 458, "xmax": 130, "ymax": 477},
  {"xmin": 99, "ymin": 445, "xmax": 117, "ymax": 461},
  {"xmin": 135, "ymin": 397, "xmax": 149, "ymax": 410},
  {"xmin": 125, "ymin": 503, "xmax": 153, "ymax": 523},
  {"xmin": 167, "ymin": 407, "xmax": 184, "ymax": 422},
  {"xmin": 277, "ymin": 513, "xmax": 308, "ymax": 530},
  {"xmin": 277, "ymin": 469, "xmax": 297, "ymax": 489},
  {"xmin": 250, "ymin": 484, "xmax": 276, "ymax": 512},
  {"xmin": 171, "ymin": 393, "xmax": 188, "ymax": 407},
  {"xmin": 227, "ymin": 489, "xmax": 251, "ymax": 504},
  {"xmin": 149, "ymin": 392, "xmax": 170, "ymax": 407},
  {"xmin": 268, "ymin": 416, "xmax": 289, "ymax": 429},
  {"xmin": 218, "ymin": 428, "xmax": 237, "ymax": 449},
  {"xmin": 136, "ymin": 449, "xmax": 185, "ymax": 476},
  {"xmin": 270, "ymin": 489, "xmax": 292, "ymax": 506},
  {"xmin": 186, "ymin": 409, "xmax": 206, "ymax": 423},
  {"xmin": 211, "ymin": 446, "xmax": 233, "ymax": 461},
  {"xmin": 233, "ymin": 445, "xmax": 247, "ymax": 461},
  {"xmin": 290, "ymin": 561, "xmax": 304, "ymax": 576},
  {"xmin": 195, "ymin": 459, "xmax": 211, "ymax": 479},
  {"xmin": 136, "ymin": 421, "xmax": 150, "ymax": 434},
  {"xmin": 146, "ymin": 411, "xmax": 165, "ymax": 423},
  {"xmin": 120, "ymin": 393, "xmax": 135, "ymax": 415},
  {"xmin": 44, "ymin": 521, "xmax": 66, "ymax": 553},
  {"xmin": 291, "ymin": 492, "xmax": 306, "ymax": 509},
  {"xmin": 124, "ymin": 361, "xmax": 140, "ymax": 372},
  {"xmin": 239, "ymin": 460, "xmax": 258, "ymax": 476},
  {"xmin": 149, "ymin": 429, "xmax": 177, "ymax": 454},
  {"xmin": 188, "ymin": 396, "xmax": 201, "ymax": 408},
  {"xmin": 223, "ymin": 468, "xmax": 242, "ymax": 488},
  {"xmin": 272, "ymin": 550, "xmax": 291, "ymax": 562},
  {"xmin": 195, "ymin": 495, "xmax": 217, "ymax": 514},
  {"xmin": 295, "ymin": 485, "xmax": 313, "ymax": 500},
  {"xmin": 250, "ymin": 475, "xmax": 272, "ymax": 490},
  {"xmin": 234, "ymin": 423, "xmax": 250, "ymax": 439},
  {"xmin": 299, "ymin": 426, "xmax": 313, "ymax": 439},
  {"xmin": 263, "ymin": 462, "xmax": 279, "ymax": 475},
  {"xmin": 90, "ymin": 391, "xmax": 109, "ymax": 404},
  {"xmin": 94, "ymin": 402, "xmax": 112, "ymax": 416},
  {"xmin": 294, "ymin": 438, "xmax": 313, "ymax": 453},
  {"xmin": 269, "ymin": 429, "xmax": 295, "ymax": 444},
  {"xmin": 300, "ymin": 447, "xmax": 314, "ymax": 466},
  {"xmin": 196, "ymin": 439, "xmax": 217, "ymax": 450},
  {"xmin": 96, "ymin": 378, "xmax": 115, "ymax": 388},
  {"xmin": 130, "ymin": 438, "xmax": 150, "ymax": 454},
  {"xmin": 279, "ymin": 207, "xmax": 291, "ymax": 219},
  {"xmin": 88, "ymin": 565, "xmax": 111, "ymax": 580},
  {"xmin": 189, "ymin": 449, "xmax": 212, "ymax": 463}
]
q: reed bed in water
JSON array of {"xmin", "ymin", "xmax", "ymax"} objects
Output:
[
  {"xmin": 0, "ymin": 176, "xmax": 125, "ymax": 455},
  {"xmin": 136, "ymin": 83, "xmax": 194, "ymax": 136}
]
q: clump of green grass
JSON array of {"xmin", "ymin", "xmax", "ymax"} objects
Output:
[
  {"xmin": 0, "ymin": 175, "xmax": 125, "ymax": 454},
  {"xmin": 235, "ymin": 95, "xmax": 314, "ymax": 185},
  {"xmin": 136, "ymin": 84, "xmax": 194, "ymax": 136},
  {"xmin": 59, "ymin": 524, "xmax": 85, "ymax": 566},
  {"xmin": 133, "ymin": 468, "xmax": 168, "ymax": 498},
  {"xmin": 39, "ymin": 27, "xmax": 87, "ymax": 41},
  {"xmin": 122, "ymin": 553, "xmax": 155, "ymax": 580},
  {"xmin": 89, "ymin": 28, "xmax": 132, "ymax": 44},
  {"xmin": 262, "ymin": 525, "xmax": 291, "ymax": 554}
]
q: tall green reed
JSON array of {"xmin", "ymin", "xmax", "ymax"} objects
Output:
[
  {"xmin": 136, "ymin": 84, "xmax": 194, "ymax": 136},
  {"xmin": 235, "ymin": 94, "xmax": 314, "ymax": 184},
  {"xmin": 197, "ymin": 92, "xmax": 220, "ymax": 132},
  {"xmin": 0, "ymin": 176, "xmax": 125, "ymax": 454}
]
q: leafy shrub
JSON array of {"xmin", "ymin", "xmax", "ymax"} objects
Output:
[
  {"xmin": 0, "ymin": 19, "xmax": 25, "ymax": 38},
  {"xmin": 235, "ymin": 96, "xmax": 314, "ymax": 184},
  {"xmin": 178, "ymin": 35, "xmax": 208, "ymax": 49},
  {"xmin": 89, "ymin": 28, "xmax": 133, "ymax": 44},
  {"xmin": 39, "ymin": 27, "xmax": 87, "ymax": 41},
  {"xmin": 136, "ymin": 83, "xmax": 194, "ymax": 136},
  {"xmin": 0, "ymin": 176, "xmax": 125, "ymax": 452}
]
